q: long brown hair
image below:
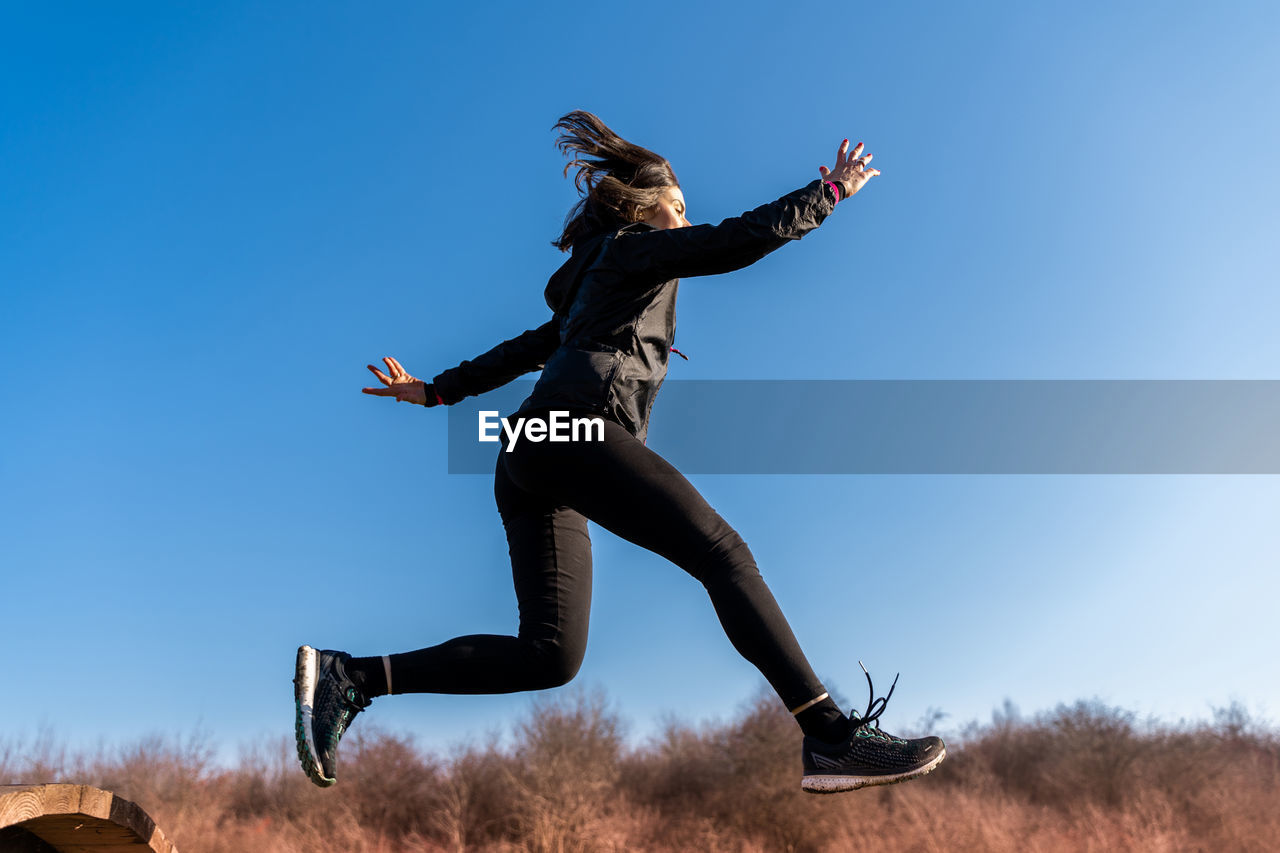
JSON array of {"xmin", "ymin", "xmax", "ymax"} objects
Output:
[{"xmin": 551, "ymin": 110, "xmax": 679, "ymax": 252}]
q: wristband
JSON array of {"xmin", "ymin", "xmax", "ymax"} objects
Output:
[{"xmin": 824, "ymin": 180, "xmax": 841, "ymax": 204}]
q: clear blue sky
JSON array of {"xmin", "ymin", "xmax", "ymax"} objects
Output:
[{"xmin": 3, "ymin": 1, "xmax": 1278, "ymax": 760}]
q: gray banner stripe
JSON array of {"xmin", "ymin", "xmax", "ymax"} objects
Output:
[{"xmin": 446, "ymin": 380, "xmax": 1280, "ymax": 474}]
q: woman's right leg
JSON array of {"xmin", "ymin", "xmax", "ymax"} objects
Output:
[
  {"xmin": 296, "ymin": 452, "xmax": 593, "ymax": 786},
  {"xmin": 349, "ymin": 453, "xmax": 594, "ymax": 695}
]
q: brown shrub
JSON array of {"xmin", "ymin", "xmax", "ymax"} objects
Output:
[
  {"xmin": 505, "ymin": 685, "xmax": 627, "ymax": 853},
  {"xmin": 3, "ymin": 692, "xmax": 1279, "ymax": 852},
  {"xmin": 621, "ymin": 688, "xmax": 853, "ymax": 852}
]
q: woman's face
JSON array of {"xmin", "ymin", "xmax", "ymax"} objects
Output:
[{"xmin": 640, "ymin": 186, "xmax": 690, "ymax": 230}]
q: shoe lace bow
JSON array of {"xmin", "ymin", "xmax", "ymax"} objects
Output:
[{"xmin": 850, "ymin": 661, "xmax": 907, "ymax": 744}]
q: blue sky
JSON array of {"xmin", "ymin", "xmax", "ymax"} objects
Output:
[{"xmin": 2, "ymin": 1, "xmax": 1278, "ymax": 760}]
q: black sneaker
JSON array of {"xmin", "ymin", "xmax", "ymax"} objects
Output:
[
  {"xmin": 800, "ymin": 662, "xmax": 947, "ymax": 794},
  {"xmin": 293, "ymin": 645, "xmax": 371, "ymax": 787}
]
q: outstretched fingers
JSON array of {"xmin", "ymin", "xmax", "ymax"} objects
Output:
[
  {"xmin": 383, "ymin": 356, "xmax": 406, "ymax": 379},
  {"xmin": 364, "ymin": 357, "xmax": 422, "ymax": 403},
  {"xmin": 364, "ymin": 363, "xmax": 398, "ymax": 396}
]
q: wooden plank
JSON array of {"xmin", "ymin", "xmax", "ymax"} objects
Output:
[
  {"xmin": 0, "ymin": 785, "xmax": 177, "ymax": 853},
  {"xmin": 19, "ymin": 816, "xmax": 149, "ymax": 849},
  {"xmin": 0, "ymin": 825, "xmax": 64, "ymax": 853}
]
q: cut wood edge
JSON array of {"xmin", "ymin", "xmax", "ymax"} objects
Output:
[{"xmin": 0, "ymin": 784, "xmax": 177, "ymax": 853}]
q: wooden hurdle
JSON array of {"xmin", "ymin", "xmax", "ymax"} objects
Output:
[{"xmin": 0, "ymin": 784, "xmax": 177, "ymax": 853}]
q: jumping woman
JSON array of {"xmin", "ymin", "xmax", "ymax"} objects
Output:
[{"xmin": 293, "ymin": 111, "xmax": 947, "ymax": 794}]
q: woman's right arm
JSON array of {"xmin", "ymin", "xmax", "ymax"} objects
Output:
[
  {"xmin": 429, "ymin": 318, "xmax": 561, "ymax": 404},
  {"xmin": 363, "ymin": 318, "xmax": 560, "ymax": 406}
]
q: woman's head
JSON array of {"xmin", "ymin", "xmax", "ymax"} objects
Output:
[
  {"xmin": 638, "ymin": 186, "xmax": 689, "ymax": 231},
  {"xmin": 551, "ymin": 110, "xmax": 685, "ymax": 251}
]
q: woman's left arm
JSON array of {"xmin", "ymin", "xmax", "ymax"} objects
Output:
[
  {"xmin": 363, "ymin": 318, "xmax": 560, "ymax": 406},
  {"xmin": 611, "ymin": 139, "xmax": 879, "ymax": 283}
]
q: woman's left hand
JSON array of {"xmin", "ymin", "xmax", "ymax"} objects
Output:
[
  {"xmin": 362, "ymin": 356, "xmax": 427, "ymax": 405},
  {"xmin": 818, "ymin": 139, "xmax": 881, "ymax": 199}
]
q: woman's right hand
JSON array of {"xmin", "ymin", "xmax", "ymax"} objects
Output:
[
  {"xmin": 363, "ymin": 356, "xmax": 430, "ymax": 405},
  {"xmin": 818, "ymin": 139, "xmax": 881, "ymax": 199}
]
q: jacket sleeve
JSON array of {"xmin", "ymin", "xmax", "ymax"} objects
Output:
[
  {"xmin": 608, "ymin": 179, "xmax": 839, "ymax": 282},
  {"xmin": 431, "ymin": 318, "xmax": 561, "ymax": 404}
]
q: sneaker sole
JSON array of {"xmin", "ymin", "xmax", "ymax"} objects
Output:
[
  {"xmin": 293, "ymin": 645, "xmax": 336, "ymax": 788},
  {"xmin": 801, "ymin": 746, "xmax": 947, "ymax": 794}
]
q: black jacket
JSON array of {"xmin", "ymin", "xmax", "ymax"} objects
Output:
[{"xmin": 430, "ymin": 178, "xmax": 840, "ymax": 441}]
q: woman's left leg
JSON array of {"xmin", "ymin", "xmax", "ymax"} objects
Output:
[{"xmin": 500, "ymin": 413, "xmax": 850, "ymax": 744}]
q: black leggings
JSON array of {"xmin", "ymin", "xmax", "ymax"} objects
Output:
[{"xmin": 384, "ymin": 410, "xmax": 831, "ymax": 714}]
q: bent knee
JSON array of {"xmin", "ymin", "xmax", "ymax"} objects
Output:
[{"xmin": 526, "ymin": 642, "xmax": 584, "ymax": 690}]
